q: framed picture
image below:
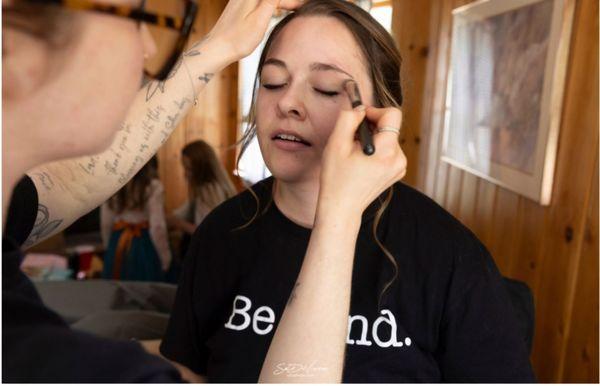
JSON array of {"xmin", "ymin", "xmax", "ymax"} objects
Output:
[{"xmin": 441, "ymin": 0, "xmax": 575, "ymax": 205}]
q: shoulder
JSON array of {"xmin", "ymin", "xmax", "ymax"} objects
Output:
[{"xmin": 389, "ymin": 182, "xmax": 489, "ymax": 263}]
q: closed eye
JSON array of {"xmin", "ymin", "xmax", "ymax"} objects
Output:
[
  {"xmin": 262, "ymin": 84, "xmax": 285, "ymax": 90},
  {"xmin": 314, "ymin": 88, "xmax": 339, "ymax": 97}
]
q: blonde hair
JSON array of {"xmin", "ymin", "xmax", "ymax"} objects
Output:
[{"xmin": 182, "ymin": 140, "xmax": 237, "ymax": 211}]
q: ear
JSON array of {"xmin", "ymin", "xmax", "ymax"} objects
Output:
[{"xmin": 3, "ymin": 25, "xmax": 51, "ymax": 101}]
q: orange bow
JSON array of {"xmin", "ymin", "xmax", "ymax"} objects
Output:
[{"xmin": 112, "ymin": 221, "xmax": 149, "ymax": 279}]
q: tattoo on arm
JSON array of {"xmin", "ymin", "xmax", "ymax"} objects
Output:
[
  {"xmin": 32, "ymin": 172, "xmax": 55, "ymax": 191},
  {"xmin": 287, "ymin": 282, "xmax": 300, "ymax": 306},
  {"xmin": 184, "ymin": 35, "xmax": 209, "ymax": 57},
  {"xmin": 22, "ymin": 204, "xmax": 63, "ymax": 248},
  {"xmin": 199, "ymin": 73, "xmax": 214, "ymax": 84},
  {"xmin": 145, "ymin": 56, "xmax": 184, "ymax": 102}
]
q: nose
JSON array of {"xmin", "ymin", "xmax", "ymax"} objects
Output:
[
  {"xmin": 140, "ymin": 24, "xmax": 158, "ymax": 60},
  {"xmin": 276, "ymin": 83, "xmax": 306, "ymax": 120}
]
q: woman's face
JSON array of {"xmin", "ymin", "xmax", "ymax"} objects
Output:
[
  {"xmin": 3, "ymin": 0, "xmax": 156, "ymax": 160},
  {"xmin": 256, "ymin": 16, "xmax": 374, "ymax": 184}
]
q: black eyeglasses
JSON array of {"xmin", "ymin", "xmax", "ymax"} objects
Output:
[{"xmin": 25, "ymin": 0, "xmax": 199, "ymax": 80}]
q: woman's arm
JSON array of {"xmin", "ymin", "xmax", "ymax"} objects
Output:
[
  {"xmin": 22, "ymin": 38, "xmax": 230, "ymax": 248},
  {"xmin": 259, "ymin": 106, "xmax": 406, "ymax": 382},
  {"xmin": 21, "ymin": 0, "xmax": 303, "ymax": 248},
  {"xmin": 167, "ymin": 214, "xmax": 197, "ymax": 235}
]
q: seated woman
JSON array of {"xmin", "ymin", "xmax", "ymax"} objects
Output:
[
  {"xmin": 170, "ymin": 140, "xmax": 237, "ymax": 233},
  {"xmin": 166, "ymin": 139, "xmax": 236, "ymax": 281},
  {"xmin": 160, "ymin": 0, "xmax": 535, "ymax": 383},
  {"xmin": 101, "ymin": 157, "xmax": 171, "ymax": 281}
]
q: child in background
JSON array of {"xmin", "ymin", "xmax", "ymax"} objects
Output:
[{"xmin": 101, "ymin": 157, "xmax": 171, "ymax": 281}]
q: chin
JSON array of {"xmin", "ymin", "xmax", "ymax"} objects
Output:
[{"xmin": 267, "ymin": 162, "xmax": 318, "ymax": 184}]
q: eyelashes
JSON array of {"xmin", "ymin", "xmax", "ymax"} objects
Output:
[
  {"xmin": 261, "ymin": 84, "xmax": 339, "ymax": 98},
  {"xmin": 262, "ymin": 84, "xmax": 284, "ymax": 90},
  {"xmin": 316, "ymin": 89, "xmax": 340, "ymax": 97}
]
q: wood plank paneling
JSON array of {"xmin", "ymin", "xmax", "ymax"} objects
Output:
[
  {"xmin": 391, "ymin": 0, "xmax": 432, "ymax": 187},
  {"xmin": 412, "ymin": 0, "xmax": 598, "ymax": 382},
  {"xmin": 472, "ymin": 178, "xmax": 497, "ymax": 249},
  {"xmin": 507, "ymin": 197, "xmax": 546, "ymax": 286},
  {"xmin": 529, "ymin": 0, "xmax": 598, "ymax": 380},
  {"xmin": 561, "ymin": 150, "xmax": 599, "ymax": 382},
  {"xmin": 488, "ymin": 188, "xmax": 520, "ymax": 274},
  {"xmin": 420, "ymin": 0, "xmax": 455, "ymax": 198}
]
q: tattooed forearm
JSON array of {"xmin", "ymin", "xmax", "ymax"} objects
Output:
[
  {"xmin": 23, "ymin": 204, "xmax": 63, "ymax": 248},
  {"xmin": 184, "ymin": 35, "xmax": 210, "ymax": 57},
  {"xmin": 32, "ymin": 171, "xmax": 55, "ymax": 191},
  {"xmin": 145, "ymin": 56, "xmax": 184, "ymax": 102},
  {"xmin": 162, "ymin": 97, "xmax": 192, "ymax": 143},
  {"xmin": 78, "ymin": 156, "xmax": 100, "ymax": 176}
]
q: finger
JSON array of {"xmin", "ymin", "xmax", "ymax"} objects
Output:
[
  {"xmin": 278, "ymin": 0, "xmax": 304, "ymax": 9},
  {"xmin": 251, "ymin": 0, "xmax": 280, "ymax": 25},
  {"xmin": 372, "ymin": 128, "xmax": 401, "ymax": 154},
  {"xmin": 365, "ymin": 106, "xmax": 402, "ymax": 130},
  {"xmin": 328, "ymin": 106, "xmax": 367, "ymax": 150}
]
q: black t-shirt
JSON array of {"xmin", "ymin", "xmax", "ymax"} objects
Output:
[
  {"xmin": 160, "ymin": 177, "xmax": 536, "ymax": 382},
  {"xmin": 3, "ymin": 175, "xmax": 182, "ymax": 382},
  {"xmin": 4, "ymin": 175, "xmax": 38, "ymax": 246}
]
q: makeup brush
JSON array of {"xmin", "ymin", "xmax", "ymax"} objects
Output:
[{"xmin": 343, "ymin": 80, "xmax": 375, "ymax": 155}]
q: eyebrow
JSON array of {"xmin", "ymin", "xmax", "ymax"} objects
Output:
[{"xmin": 263, "ymin": 58, "xmax": 354, "ymax": 79}]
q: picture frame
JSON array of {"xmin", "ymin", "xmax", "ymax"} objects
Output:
[{"xmin": 441, "ymin": 0, "xmax": 575, "ymax": 205}]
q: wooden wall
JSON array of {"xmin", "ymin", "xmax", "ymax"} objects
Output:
[
  {"xmin": 156, "ymin": 0, "xmax": 240, "ymax": 212},
  {"xmin": 391, "ymin": 0, "xmax": 432, "ymax": 186},
  {"xmin": 403, "ymin": 0, "xmax": 599, "ymax": 382}
]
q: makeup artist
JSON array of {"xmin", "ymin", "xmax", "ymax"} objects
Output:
[{"xmin": 0, "ymin": 0, "xmax": 377, "ymax": 382}]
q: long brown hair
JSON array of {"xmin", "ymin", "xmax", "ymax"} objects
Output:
[
  {"xmin": 181, "ymin": 140, "xmax": 236, "ymax": 210},
  {"xmin": 237, "ymin": 0, "xmax": 404, "ymax": 306},
  {"xmin": 108, "ymin": 156, "xmax": 159, "ymax": 213}
]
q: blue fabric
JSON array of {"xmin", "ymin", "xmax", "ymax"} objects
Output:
[{"xmin": 102, "ymin": 229, "xmax": 163, "ymax": 282}]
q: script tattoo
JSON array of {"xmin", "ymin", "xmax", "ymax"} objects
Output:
[
  {"xmin": 23, "ymin": 204, "xmax": 63, "ymax": 248},
  {"xmin": 78, "ymin": 156, "xmax": 100, "ymax": 176},
  {"xmin": 32, "ymin": 172, "xmax": 55, "ymax": 191},
  {"xmin": 161, "ymin": 97, "xmax": 192, "ymax": 143}
]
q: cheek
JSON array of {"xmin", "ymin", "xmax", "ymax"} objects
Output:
[
  {"xmin": 305, "ymin": 99, "xmax": 343, "ymax": 144},
  {"xmin": 255, "ymin": 93, "xmax": 273, "ymax": 137}
]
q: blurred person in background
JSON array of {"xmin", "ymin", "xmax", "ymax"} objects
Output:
[{"xmin": 101, "ymin": 157, "xmax": 171, "ymax": 281}]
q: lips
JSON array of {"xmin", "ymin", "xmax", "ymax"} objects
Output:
[{"xmin": 271, "ymin": 130, "xmax": 311, "ymax": 146}]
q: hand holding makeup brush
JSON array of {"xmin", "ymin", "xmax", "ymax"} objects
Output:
[{"xmin": 317, "ymin": 105, "xmax": 406, "ymax": 221}]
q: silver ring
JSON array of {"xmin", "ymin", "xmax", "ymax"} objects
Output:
[{"xmin": 377, "ymin": 126, "xmax": 400, "ymax": 135}]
